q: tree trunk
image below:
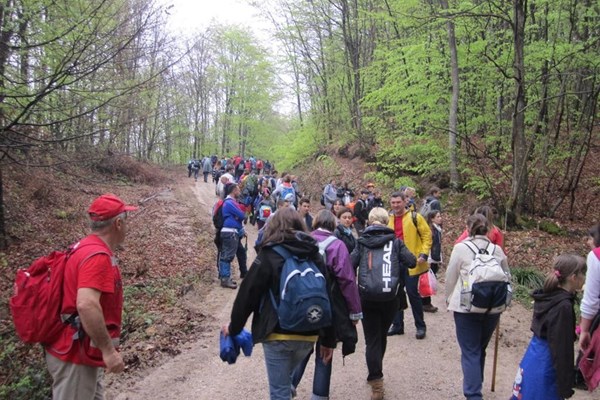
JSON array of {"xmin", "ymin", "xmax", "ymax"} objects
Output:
[
  {"xmin": 506, "ymin": 0, "xmax": 528, "ymax": 226},
  {"xmin": 440, "ymin": 0, "xmax": 460, "ymax": 190},
  {"xmin": 0, "ymin": 166, "xmax": 6, "ymax": 249}
]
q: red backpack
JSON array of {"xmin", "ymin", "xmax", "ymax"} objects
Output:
[{"xmin": 10, "ymin": 242, "xmax": 108, "ymax": 344}]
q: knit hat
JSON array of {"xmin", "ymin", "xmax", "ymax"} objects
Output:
[{"xmin": 88, "ymin": 194, "xmax": 138, "ymax": 221}]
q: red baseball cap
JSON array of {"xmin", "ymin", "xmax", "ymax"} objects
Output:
[{"xmin": 88, "ymin": 193, "xmax": 138, "ymax": 221}]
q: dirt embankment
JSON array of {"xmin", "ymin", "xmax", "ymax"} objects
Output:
[{"xmin": 105, "ymin": 176, "xmax": 595, "ymax": 400}]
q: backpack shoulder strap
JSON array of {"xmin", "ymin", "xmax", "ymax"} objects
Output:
[
  {"xmin": 318, "ymin": 236, "xmax": 338, "ymax": 264},
  {"xmin": 592, "ymin": 247, "xmax": 600, "ymax": 261},
  {"xmin": 411, "ymin": 210, "xmax": 418, "ymax": 228},
  {"xmin": 272, "ymin": 244, "xmax": 292, "ymax": 260},
  {"xmin": 462, "ymin": 240, "xmax": 479, "ymax": 257},
  {"xmin": 319, "ymin": 236, "xmax": 338, "ymax": 251},
  {"xmin": 485, "ymin": 241, "xmax": 496, "ymax": 256}
]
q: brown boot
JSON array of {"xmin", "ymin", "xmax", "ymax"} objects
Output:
[{"xmin": 368, "ymin": 378, "xmax": 384, "ymax": 400}]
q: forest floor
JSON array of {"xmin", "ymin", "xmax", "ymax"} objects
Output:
[{"xmin": 101, "ymin": 172, "xmax": 595, "ymax": 400}]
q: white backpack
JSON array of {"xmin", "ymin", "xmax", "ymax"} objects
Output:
[{"xmin": 459, "ymin": 240, "xmax": 511, "ymax": 314}]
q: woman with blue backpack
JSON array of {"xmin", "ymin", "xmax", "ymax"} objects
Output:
[
  {"xmin": 290, "ymin": 209, "xmax": 362, "ymax": 399},
  {"xmin": 222, "ymin": 207, "xmax": 336, "ymax": 400}
]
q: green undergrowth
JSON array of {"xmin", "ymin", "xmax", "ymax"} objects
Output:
[{"xmin": 511, "ymin": 267, "xmax": 545, "ymax": 309}]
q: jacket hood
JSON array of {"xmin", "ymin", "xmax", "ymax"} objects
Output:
[
  {"xmin": 273, "ymin": 231, "xmax": 319, "ymax": 258},
  {"xmin": 311, "ymin": 229, "xmax": 334, "ymax": 240},
  {"xmin": 531, "ymin": 288, "xmax": 575, "ymax": 317},
  {"xmin": 358, "ymin": 225, "xmax": 396, "ymax": 248}
]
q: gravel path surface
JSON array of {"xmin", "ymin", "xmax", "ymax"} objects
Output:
[{"xmin": 106, "ymin": 179, "xmax": 595, "ymax": 400}]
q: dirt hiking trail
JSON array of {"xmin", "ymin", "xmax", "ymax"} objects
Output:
[{"xmin": 106, "ymin": 178, "xmax": 595, "ymax": 400}]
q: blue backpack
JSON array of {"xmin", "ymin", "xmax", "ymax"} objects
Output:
[
  {"xmin": 270, "ymin": 245, "xmax": 332, "ymax": 332},
  {"xmin": 280, "ymin": 185, "xmax": 295, "ymax": 202}
]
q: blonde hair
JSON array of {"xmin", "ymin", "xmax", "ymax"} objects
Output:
[{"xmin": 368, "ymin": 207, "xmax": 389, "ymax": 225}]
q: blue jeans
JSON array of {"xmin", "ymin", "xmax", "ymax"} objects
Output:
[
  {"xmin": 263, "ymin": 340, "xmax": 314, "ymax": 400},
  {"xmin": 391, "ymin": 272, "xmax": 425, "ymax": 330},
  {"xmin": 453, "ymin": 312, "xmax": 500, "ymax": 400},
  {"xmin": 290, "ymin": 341, "xmax": 331, "ymax": 399},
  {"xmin": 219, "ymin": 231, "xmax": 239, "ymax": 279}
]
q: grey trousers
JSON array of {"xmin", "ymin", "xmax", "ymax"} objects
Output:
[{"xmin": 46, "ymin": 351, "xmax": 104, "ymax": 400}]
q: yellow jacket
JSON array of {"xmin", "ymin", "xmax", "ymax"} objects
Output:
[{"xmin": 388, "ymin": 210, "xmax": 432, "ymax": 276}]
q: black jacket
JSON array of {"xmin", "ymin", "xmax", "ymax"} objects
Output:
[
  {"xmin": 354, "ymin": 199, "xmax": 369, "ymax": 225},
  {"xmin": 350, "ymin": 225, "xmax": 416, "ymax": 301},
  {"xmin": 430, "ymin": 225, "xmax": 442, "ymax": 263},
  {"xmin": 228, "ymin": 232, "xmax": 336, "ymax": 348},
  {"xmin": 335, "ymin": 224, "xmax": 357, "ymax": 254},
  {"xmin": 530, "ymin": 288, "xmax": 577, "ymax": 398}
]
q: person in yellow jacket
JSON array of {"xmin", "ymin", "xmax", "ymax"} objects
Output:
[{"xmin": 386, "ymin": 191, "xmax": 432, "ymax": 339}]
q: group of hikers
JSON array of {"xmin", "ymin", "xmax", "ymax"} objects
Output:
[
  {"xmin": 188, "ymin": 155, "xmax": 274, "ymax": 184},
  {"xmin": 36, "ymin": 160, "xmax": 599, "ymax": 400},
  {"xmin": 212, "ymin": 163, "xmax": 600, "ymax": 400}
]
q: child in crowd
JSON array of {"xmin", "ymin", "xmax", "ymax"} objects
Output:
[
  {"xmin": 511, "ymin": 254, "xmax": 587, "ymax": 400},
  {"xmin": 422, "ymin": 210, "xmax": 442, "ymax": 313}
]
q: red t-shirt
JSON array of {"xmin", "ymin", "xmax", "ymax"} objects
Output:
[
  {"xmin": 46, "ymin": 235, "xmax": 122, "ymax": 367},
  {"xmin": 394, "ymin": 214, "xmax": 404, "ymax": 240}
]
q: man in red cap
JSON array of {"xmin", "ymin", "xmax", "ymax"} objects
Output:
[{"xmin": 44, "ymin": 193, "xmax": 137, "ymax": 399}]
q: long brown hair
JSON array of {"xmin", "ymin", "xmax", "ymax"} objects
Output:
[
  {"xmin": 543, "ymin": 254, "xmax": 587, "ymax": 293},
  {"xmin": 467, "ymin": 214, "xmax": 489, "ymax": 237},
  {"xmin": 261, "ymin": 207, "xmax": 306, "ymax": 245}
]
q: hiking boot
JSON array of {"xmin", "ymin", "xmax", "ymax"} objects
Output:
[
  {"xmin": 368, "ymin": 378, "xmax": 384, "ymax": 400},
  {"xmin": 220, "ymin": 278, "xmax": 237, "ymax": 289},
  {"xmin": 387, "ymin": 325, "xmax": 404, "ymax": 336},
  {"xmin": 416, "ymin": 328, "xmax": 426, "ymax": 340},
  {"xmin": 423, "ymin": 304, "xmax": 438, "ymax": 313}
]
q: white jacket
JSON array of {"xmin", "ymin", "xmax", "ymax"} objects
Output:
[{"xmin": 581, "ymin": 250, "xmax": 600, "ymax": 320}]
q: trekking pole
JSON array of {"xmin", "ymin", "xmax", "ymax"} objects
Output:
[{"xmin": 491, "ymin": 319, "xmax": 500, "ymax": 392}]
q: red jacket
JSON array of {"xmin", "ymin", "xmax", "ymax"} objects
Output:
[{"xmin": 455, "ymin": 226, "xmax": 504, "ymax": 249}]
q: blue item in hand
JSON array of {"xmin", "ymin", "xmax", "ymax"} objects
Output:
[
  {"xmin": 236, "ymin": 329, "xmax": 253, "ymax": 357},
  {"xmin": 219, "ymin": 328, "xmax": 253, "ymax": 364},
  {"xmin": 220, "ymin": 331, "xmax": 239, "ymax": 364}
]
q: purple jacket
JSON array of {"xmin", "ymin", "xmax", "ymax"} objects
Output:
[{"xmin": 312, "ymin": 229, "xmax": 362, "ymax": 317}]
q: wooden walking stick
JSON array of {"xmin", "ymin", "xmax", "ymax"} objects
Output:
[{"xmin": 491, "ymin": 319, "xmax": 501, "ymax": 392}]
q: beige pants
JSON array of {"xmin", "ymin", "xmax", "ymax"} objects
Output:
[{"xmin": 45, "ymin": 351, "xmax": 104, "ymax": 400}]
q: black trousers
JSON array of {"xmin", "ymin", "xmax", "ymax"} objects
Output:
[{"xmin": 361, "ymin": 297, "xmax": 398, "ymax": 381}]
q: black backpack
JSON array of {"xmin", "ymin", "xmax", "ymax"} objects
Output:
[
  {"xmin": 212, "ymin": 199, "xmax": 230, "ymax": 230},
  {"xmin": 357, "ymin": 239, "xmax": 400, "ymax": 301}
]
